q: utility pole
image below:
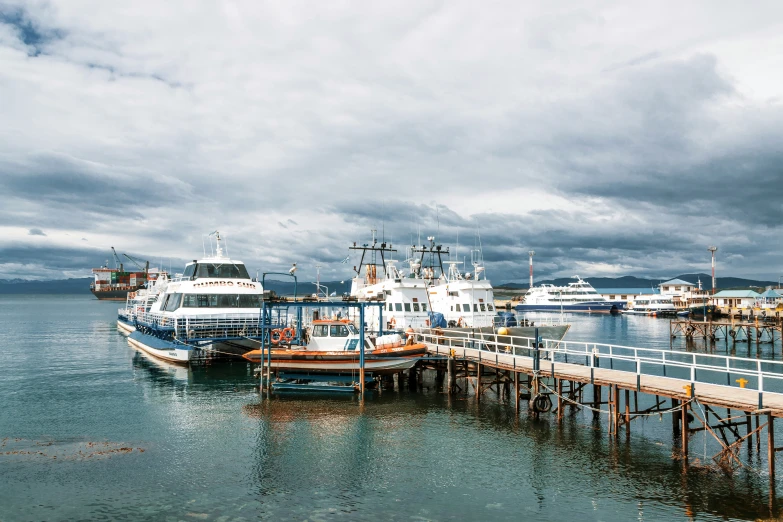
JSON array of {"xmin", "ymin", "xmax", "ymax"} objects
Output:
[
  {"xmin": 708, "ymin": 246, "xmax": 718, "ymax": 295},
  {"xmin": 529, "ymin": 250, "xmax": 535, "ymax": 289}
]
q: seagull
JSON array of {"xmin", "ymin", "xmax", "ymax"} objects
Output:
[{"xmin": 289, "ymin": 263, "xmax": 297, "ymax": 275}]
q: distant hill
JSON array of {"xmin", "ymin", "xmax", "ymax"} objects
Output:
[{"xmin": 497, "ymin": 273, "xmax": 779, "ymax": 290}]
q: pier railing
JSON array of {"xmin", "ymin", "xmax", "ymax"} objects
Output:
[
  {"xmin": 134, "ymin": 311, "xmax": 262, "ymax": 340},
  {"xmin": 416, "ymin": 330, "xmax": 783, "ymax": 406}
]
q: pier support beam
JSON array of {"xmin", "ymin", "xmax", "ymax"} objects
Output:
[
  {"xmin": 682, "ymin": 401, "xmax": 690, "ymax": 458},
  {"xmin": 514, "ymin": 372, "xmax": 520, "ymax": 412},
  {"xmin": 672, "ymin": 399, "xmax": 680, "ymax": 438},
  {"xmin": 593, "ymin": 385, "xmax": 602, "ymax": 419},
  {"xmin": 625, "ymin": 389, "xmax": 631, "ymax": 437},
  {"xmin": 475, "ymin": 362, "xmax": 481, "ymax": 401}
]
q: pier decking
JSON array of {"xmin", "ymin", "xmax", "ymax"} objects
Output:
[
  {"xmin": 415, "ymin": 329, "xmax": 783, "ymax": 483},
  {"xmin": 671, "ymin": 318, "xmax": 783, "ymax": 344}
]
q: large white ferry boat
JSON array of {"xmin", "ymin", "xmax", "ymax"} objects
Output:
[
  {"xmin": 125, "ymin": 232, "xmax": 264, "ymax": 364},
  {"xmin": 515, "ymin": 276, "xmax": 618, "ymax": 313}
]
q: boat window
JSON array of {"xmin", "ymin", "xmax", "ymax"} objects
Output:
[
  {"xmin": 463, "ymin": 303, "xmax": 470, "ymax": 312},
  {"xmin": 183, "ymin": 264, "xmax": 196, "ymax": 279},
  {"xmin": 238, "ymin": 295, "xmax": 261, "ymax": 307},
  {"xmin": 330, "ymin": 325, "xmax": 349, "ymax": 337},
  {"xmin": 312, "ymin": 325, "xmax": 328, "ymax": 337},
  {"xmin": 346, "ymin": 323, "xmax": 358, "ymax": 334},
  {"xmin": 413, "ymin": 303, "xmax": 420, "ymax": 312},
  {"xmin": 388, "ymin": 303, "xmax": 393, "ymax": 312},
  {"xmin": 395, "ymin": 303, "xmax": 402, "ymax": 312},
  {"xmin": 421, "ymin": 304, "xmax": 427, "ymax": 312},
  {"xmin": 404, "ymin": 303, "xmax": 411, "ymax": 312},
  {"xmin": 480, "ymin": 303, "xmax": 486, "ymax": 312},
  {"xmin": 164, "ymin": 293, "xmax": 182, "ymax": 311},
  {"xmin": 488, "ymin": 304, "xmax": 494, "ymax": 311},
  {"xmin": 473, "ymin": 304, "xmax": 478, "ymax": 312},
  {"xmin": 194, "ymin": 263, "xmax": 250, "ymax": 279}
]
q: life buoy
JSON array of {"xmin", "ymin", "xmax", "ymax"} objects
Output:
[
  {"xmin": 271, "ymin": 329, "xmax": 282, "ymax": 344},
  {"xmin": 457, "ymin": 317, "xmax": 465, "ymax": 327},
  {"xmin": 282, "ymin": 327, "xmax": 295, "ymax": 342},
  {"xmin": 389, "ymin": 317, "xmax": 397, "ymax": 328}
]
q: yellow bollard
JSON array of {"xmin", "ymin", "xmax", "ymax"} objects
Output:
[
  {"xmin": 736, "ymin": 378, "xmax": 748, "ymax": 388},
  {"xmin": 683, "ymin": 385, "xmax": 692, "ymax": 395}
]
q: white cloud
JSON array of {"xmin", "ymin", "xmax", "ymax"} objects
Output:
[{"xmin": 1, "ymin": 1, "xmax": 782, "ymax": 282}]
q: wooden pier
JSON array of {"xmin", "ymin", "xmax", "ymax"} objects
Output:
[
  {"xmin": 415, "ymin": 330, "xmax": 783, "ymax": 492},
  {"xmin": 671, "ymin": 318, "xmax": 783, "ymax": 344}
]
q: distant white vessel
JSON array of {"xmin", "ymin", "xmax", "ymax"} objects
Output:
[
  {"xmin": 516, "ymin": 276, "xmax": 618, "ymax": 313},
  {"xmin": 625, "ymin": 295, "xmax": 677, "ymax": 316}
]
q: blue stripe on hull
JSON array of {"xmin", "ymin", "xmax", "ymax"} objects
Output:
[{"xmin": 515, "ymin": 302, "xmax": 616, "ymax": 313}]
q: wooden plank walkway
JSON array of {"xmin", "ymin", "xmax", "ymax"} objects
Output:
[{"xmin": 423, "ymin": 344, "xmax": 783, "ymax": 417}]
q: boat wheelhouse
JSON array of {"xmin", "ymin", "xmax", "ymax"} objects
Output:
[
  {"xmin": 126, "ymin": 232, "xmax": 264, "ymax": 364},
  {"xmin": 427, "ymin": 260, "xmax": 496, "ymax": 328},
  {"xmin": 348, "ymin": 234, "xmax": 432, "ymax": 331},
  {"xmin": 515, "ymin": 276, "xmax": 617, "ymax": 313}
]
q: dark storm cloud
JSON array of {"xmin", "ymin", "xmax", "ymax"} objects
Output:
[{"xmin": 0, "ymin": 4, "xmax": 65, "ymax": 56}]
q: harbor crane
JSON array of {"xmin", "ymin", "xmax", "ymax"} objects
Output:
[
  {"xmin": 111, "ymin": 247, "xmax": 123, "ymax": 272},
  {"xmin": 122, "ymin": 253, "xmax": 150, "ymax": 275}
]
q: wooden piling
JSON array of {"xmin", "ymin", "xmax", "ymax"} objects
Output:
[
  {"xmin": 613, "ymin": 385, "xmax": 620, "ymax": 438},
  {"xmin": 625, "ymin": 389, "xmax": 631, "ymax": 437},
  {"xmin": 557, "ymin": 379, "xmax": 563, "ymax": 421},
  {"xmin": 475, "ymin": 362, "xmax": 481, "ymax": 401},
  {"xmin": 769, "ymin": 414, "xmax": 776, "ymax": 482},
  {"xmin": 593, "ymin": 385, "xmax": 602, "ymax": 419},
  {"xmin": 514, "ymin": 372, "xmax": 520, "ymax": 412}
]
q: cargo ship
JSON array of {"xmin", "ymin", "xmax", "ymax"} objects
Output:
[{"xmin": 90, "ymin": 248, "xmax": 164, "ymax": 301}]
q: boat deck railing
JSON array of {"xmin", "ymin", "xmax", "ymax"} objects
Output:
[
  {"xmin": 134, "ymin": 311, "xmax": 262, "ymax": 340},
  {"xmin": 417, "ymin": 330, "xmax": 783, "ymax": 402}
]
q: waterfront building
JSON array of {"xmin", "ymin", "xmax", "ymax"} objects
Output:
[
  {"xmin": 711, "ymin": 289, "xmax": 760, "ymax": 309},
  {"xmin": 657, "ymin": 278, "xmax": 710, "ymax": 310}
]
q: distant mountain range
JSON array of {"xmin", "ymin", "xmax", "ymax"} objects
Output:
[
  {"xmin": 0, "ymin": 273, "xmax": 778, "ymax": 295},
  {"xmin": 497, "ymin": 273, "xmax": 780, "ymax": 290},
  {"xmin": 0, "ymin": 277, "xmax": 353, "ymax": 296}
]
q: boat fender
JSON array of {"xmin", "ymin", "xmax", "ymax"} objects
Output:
[
  {"xmin": 188, "ymin": 329, "xmax": 195, "ymax": 338},
  {"xmin": 729, "ymin": 330, "xmax": 736, "ymax": 337},
  {"xmin": 271, "ymin": 329, "xmax": 282, "ymax": 344},
  {"xmin": 281, "ymin": 327, "xmax": 295, "ymax": 342},
  {"xmin": 457, "ymin": 317, "xmax": 464, "ymax": 327},
  {"xmin": 389, "ymin": 317, "xmax": 396, "ymax": 328}
]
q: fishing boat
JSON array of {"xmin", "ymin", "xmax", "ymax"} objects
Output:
[
  {"xmin": 242, "ymin": 319, "xmax": 424, "ymax": 373},
  {"xmin": 346, "ymin": 233, "xmax": 571, "ymax": 341},
  {"xmin": 127, "ymin": 232, "xmax": 264, "ymax": 364},
  {"xmin": 515, "ymin": 276, "xmax": 618, "ymax": 313},
  {"xmin": 625, "ymin": 295, "xmax": 678, "ymax": 316}
]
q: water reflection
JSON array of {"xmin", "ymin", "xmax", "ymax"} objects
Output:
[{"xmin": 242, "ymin": 389, "xmax": 781, "ymax": 520}]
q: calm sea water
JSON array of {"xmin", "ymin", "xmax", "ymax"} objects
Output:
[{"xmin": 1, "ymin": 295, "xmax": 782, "ymax": 521}]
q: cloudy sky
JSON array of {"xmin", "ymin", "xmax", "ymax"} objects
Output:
[{"xmin": 1, "ymin": 1, "xmax": 782, "ymax": 283}]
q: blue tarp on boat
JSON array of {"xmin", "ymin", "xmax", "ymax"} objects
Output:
[
  {"xmin": 428, "ymin": 312, "xmax": 447, "ymax": 328},
  {"xmin": 497, "ymin": 312, "xmax": 517, "ymax": 327}
]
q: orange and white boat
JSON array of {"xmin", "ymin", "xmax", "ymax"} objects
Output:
[{"xmin": 242, "ymin": 319, "xmax": 425, "ymax": 374}]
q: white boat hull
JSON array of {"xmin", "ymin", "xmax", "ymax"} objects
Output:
[{"xmin": 128, "ymin": 334, "xmax": 193, "ymax": 364}]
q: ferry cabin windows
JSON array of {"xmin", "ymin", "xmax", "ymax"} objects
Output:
[
  {"xmin": 181, "ymin": 294, "xmax": 261, "ymax": 308},
  {"xmin": 463, "ymin": 303, "xmax": 470, "ymax": 312},
  {"xmin": 395, "ymin": 303, "xmax": 402, "ymax": 312},
  {"xmin": 413, "ymin": 303, "xmax": 420, "ymax": 312},
  {"xmin": 404, "ymin": 303, "xmax": 411, "ymax": 312}
]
